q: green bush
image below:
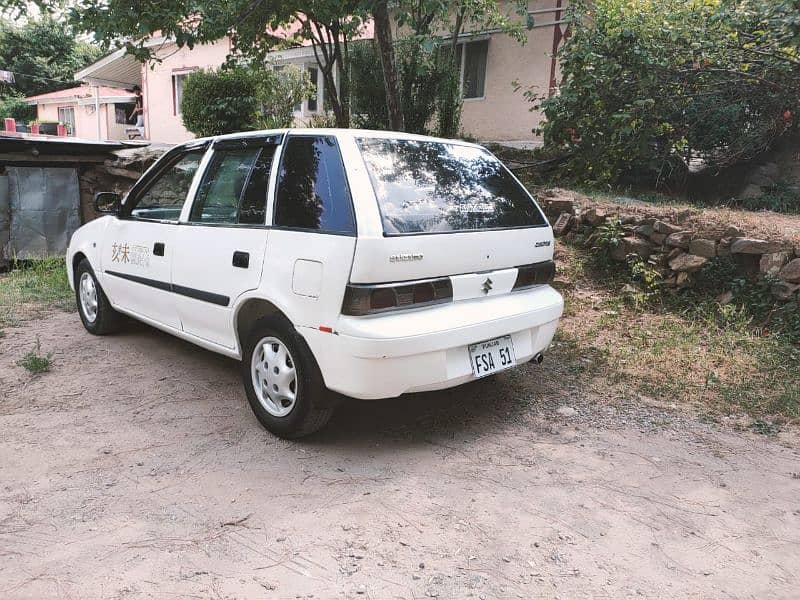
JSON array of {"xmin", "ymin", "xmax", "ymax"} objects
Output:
[
  {"xmin": 531, "ymin": 0, "xmax": 800, "ymax": 186},
  {"xmin": 0, "ymin": 93, "xmax": 35, "ymax": 122},
  {"xmin": 180, "ymin": 64, "xmax": 312, "ymax": 136},
  {"xmin": 181, "ymin": 67, "xmax": 261, "ymax": 137}
]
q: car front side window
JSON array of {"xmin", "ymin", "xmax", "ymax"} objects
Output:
[
  {"xmin": 189, "ymin": 146, "xmax": 275, "ymax": 225},
  {"xmin": 129, "ymin": 150, "xmax": 205, "ymax": 221}
]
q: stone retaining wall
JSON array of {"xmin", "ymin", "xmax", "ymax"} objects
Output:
[{"xmin": 541, "ymin": 191, "xmax": 800, "ymax": 301}]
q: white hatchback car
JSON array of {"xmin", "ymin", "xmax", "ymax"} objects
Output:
[{"xmin": 67, "ymin": 129, "xmax": 563, "ymax": 437}]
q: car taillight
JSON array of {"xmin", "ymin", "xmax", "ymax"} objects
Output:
[
  {"xmin": 342, "ymin": 277, "xmax": 453, "ymax": 316},
  {"xmin": 513, "ymin": 260, "xmax": 556, "ymax": 290}
]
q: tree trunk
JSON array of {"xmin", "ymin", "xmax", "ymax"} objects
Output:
[{"xmin": 373, "ymin": 0, "xmax": 404, "ymax": 131}]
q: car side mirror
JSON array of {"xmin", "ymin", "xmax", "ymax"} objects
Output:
[{"xmin": 94, "ymin": 191, "xmax": 121, "ymax": 215}]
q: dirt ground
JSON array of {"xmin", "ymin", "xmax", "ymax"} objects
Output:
[{"xmin": 1, "ymin": 311, "xmax": 799, "ymax": 599}]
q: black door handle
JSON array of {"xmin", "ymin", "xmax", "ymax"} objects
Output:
[
  {"xmin": 232, "ymin": 251, "xmax": 249, "ymax": 269},
  {"xmin": 153, "ymin": 242, "xmax": 165, "ymax": 256}
]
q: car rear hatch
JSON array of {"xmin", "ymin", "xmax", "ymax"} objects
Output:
[{"xmin": 345, "ymin": 136, "xmax": 555, "ymax": 313}]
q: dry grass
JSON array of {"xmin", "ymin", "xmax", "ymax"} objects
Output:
[{"xmin": 550, "ymin": 243, "xmax": 800, "ymax": 425}]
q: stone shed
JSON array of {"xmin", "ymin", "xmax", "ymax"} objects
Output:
[{"xmin": 0, "ymin": 133, "xmax": 157, "ymax": 269}]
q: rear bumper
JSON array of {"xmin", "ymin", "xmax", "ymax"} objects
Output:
[{"xmin": 302, "ymin": 285, "xmax": 563, "ymax": 400}]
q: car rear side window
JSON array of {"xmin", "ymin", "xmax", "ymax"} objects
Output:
[
  {"xmin": 190, "ymin": 146, "xmax": 275, "ymax": 225},
  {"xmin": 356, "ymin": 137, "xmax": 547, "ymax": 235},
  {"xmin": 274, "ymin": 135, "xmax": 355, "ymax": 234}
]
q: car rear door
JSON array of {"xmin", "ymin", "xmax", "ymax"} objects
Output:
[
  {"xmin": 170, "ymin": 136, "xmax": 279, "ymax": 349},
  {"xmin": 100, "ymin": 146, "xmax": 207, "ymax": 329},
  {"xmin": 261, "ymin": 133, "xmax": 358, "ymax": 332}
]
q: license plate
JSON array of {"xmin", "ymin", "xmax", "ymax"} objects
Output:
[{"xmin": 469, "ymin": 335, "xmax": 516, "ymax": 378}]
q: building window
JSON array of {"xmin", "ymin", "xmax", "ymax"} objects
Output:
[
  {"xmin": 57, "ymin": 106, "xmax": 75, "ymax": 136},
  {"xmin": 456, "ymin": 39, "xmax": 489, "ymax": 99},
  {"xmin": 172, "ymin": 72, "xmax": 191, "ymax": 115}
]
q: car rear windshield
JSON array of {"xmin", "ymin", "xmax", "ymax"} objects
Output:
[{"xmin": 356, "ymin": 137, "xmax": 547, "ymax": 235}]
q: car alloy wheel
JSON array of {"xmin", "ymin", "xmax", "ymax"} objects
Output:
[
  {"xmin": 250, "ymin": 336, "xmax": 298, "ymax": 418},
  {"xmin": 79, "ymin": 271, "xmax": 99, "ymax": 323}
]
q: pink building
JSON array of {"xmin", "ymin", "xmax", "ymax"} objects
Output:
[
  {"xmin": 70, "ymin": 1, "xmax": 568, "ymax": 143},
  {"xmin": 26, "ymin": 86, "xmax": 139, "ymax": 140}
]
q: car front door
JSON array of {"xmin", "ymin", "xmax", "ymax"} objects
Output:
[
  {"xmin": 100, "ymin": 146, "xmax": 207, "ymax": 329},
  {"xmin": 170, "ymin": 137, "xmax": 278, "ymax": 349}
]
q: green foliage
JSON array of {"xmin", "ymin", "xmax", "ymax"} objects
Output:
[
  {"xmin": 626, "ymin": 254, "xmax": 662, "ymax": 307},
  {"xmin": 591, "ymin": 217, "xmax": 625, "ymax": 257},
  {"xmin": 18, "ymin": 337, "xmax": 53, "ymax": 374},
  {"xmin": 0, "ymin": 92, "xmax": 34, "ymax": 122},
  {"xmin": 0, "ymin": 16, "xmax": 101, "ymax": 98},
  {"xmin": 181, "ymin": 67, "xmax": 260, "ymax": 137},
  {"xmin": 350, "ymin": 38, "xmax": 456, "ymax": 136},
  {"xmin": 531, "ymin": 0, "xmax": 800, "ymax": 185},
  {"xmin": 180, "ymin": 64, "xmax": 312, "ymax": 137},
  {"xmin": 256, "ymin": 65, "xmax": 315, "ymax": 129}
]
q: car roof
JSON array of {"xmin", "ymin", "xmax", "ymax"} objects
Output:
[{"xmin": 188, "ymin": 128, "xmax": 485, "ymax": 150}]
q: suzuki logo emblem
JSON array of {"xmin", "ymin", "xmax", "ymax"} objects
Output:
[{"xmin": 482, "ymin": 277, "xmax": 493, "ymax": 294}]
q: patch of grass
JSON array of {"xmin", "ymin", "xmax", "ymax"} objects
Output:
[
  {"xmin": 0, "ymin": 258, "xmax": 74, "ymax": 326},
  {"xmin": 557, "ymin": 241, "xmax": 800, "ymax": 423},
  {"xmin": 18, "ymin": 337, "xmax": 53, "ymax": 374}
]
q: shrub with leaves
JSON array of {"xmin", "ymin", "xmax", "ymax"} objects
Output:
[
  {"xmin": 530, "ymin": 0, "xmax": 800, "ymax": 186},
  {"xmin": 181, "ymin": 64, "xmax": 312, "ymax": 136}
]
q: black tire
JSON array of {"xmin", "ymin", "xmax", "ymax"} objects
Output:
[
  {"xmin": 74, "ymin": 258, "xmax": 123, "ymax": 335},
  {"xmin": 241, "ymin": 316, "xmax": 335, "ymax": 438}
]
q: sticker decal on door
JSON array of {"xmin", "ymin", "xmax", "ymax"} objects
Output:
[{"xmin": 111, "ymin": 242, "xmax": 150, "ymax": 267}]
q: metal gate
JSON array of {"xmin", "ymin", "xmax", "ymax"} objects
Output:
[{"xmin": 0, "ymin": 166, "xmax": 81, "ymax": 264}]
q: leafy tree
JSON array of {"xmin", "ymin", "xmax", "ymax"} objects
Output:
[
  {"xmin": 0, "ymin": 91, "xmax": 35, "ymax": 121},
  {"xmin": 70, "ymin": 0, "xmax": 367, "ymax": 128},
  {"xmin": 180, "ymin": 64, "xmax": 312, "ymax": 137},
  {"xmin": 0, "ymin": 16, "xmax": 101, "ymax": 98},
  {"xmin": 531, "ymin": 0, "xmax": 800, "ymax": 186}
]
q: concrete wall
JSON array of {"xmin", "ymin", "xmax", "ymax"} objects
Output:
[
  {"xmin": 459, "ymin": 0, "xmax": 565, "ymax": 141},
  {"xmin": 143, "ymin": 39, "xmax": 232, "ymax": 143}
]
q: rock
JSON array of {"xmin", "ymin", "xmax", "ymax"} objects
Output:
[
  {"xmin": 649, "ymin": 232, "xmax": 667, "ymax": 245},
  {"xmin": 771, "ymin": 281, "xmax": 800, "ymax": 300},
  {"xmin": 739, "ymin": 184, "xmax": 764, "ymax": 200},
  {"xmin": 755, "ymin": 161, "xmax": 779, "ymax": 179},
  {"xmin": 779, "ymin": 258, "xmax": 800, "ymax": 283},
  {"xmin": 582, "ymin": 208, "xmax": 607, "ymax": 227},
  {"xmin": 624, "ymin": 236, "xmax": 653, "ymax": 258},
  {"xmin": 542, "ymin": 197, "xmax": 576, "ymax": 221},
  {"xmin": 688, "ymin": 238, "xmax": 716, "ymax": 258},
  {"xmin": 717, "ymin": 243, "xmax": 731, "ymax": 257},
  {"xmin": 619, "ymin": 213, "xmax": 640, "ymax": 225},
  {"xmin": 717, "ymin": 290, "xmax": 734, "ymax": 305},
  {"xmin": 730, "ymin": 237, "xmax": 783, "ymax": 254},
  {"xmin": 634, "ymin": 223, "xmax": 655, "ymax": 237},
  {"xmin": 665, "ymin": 231, "xmax": 692, "ymax": 249},
  {"xmin": 676, "ymin": 272, "xmax": 693, "ymax": 287},
  {"xmin": 556, "ymin": 406, "xmax": 577, "ymax": 417},
  {"xmin": 759, "ymin": 252, "xmax": 790, "ymax": 276},
  {"xmin": 724, "ymin": 225, "xmax": 745, "ymax": 237},
  {"xmin": 669, "ymin": 253, "xmax": 708, "ymax": 272},
  {"xmin": 552, "ymin": 212, "xmax": 573, "ymax": 237},
  {"xmin": 666, "ymin": 247, "xmax": 683, "ymax": 260},
  {"xmin": 653, "ymin": 220, "xmax": 682, "ymax": 235}
]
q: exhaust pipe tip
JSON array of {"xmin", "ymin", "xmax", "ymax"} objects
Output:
[{"xmin": 533, "ymin": 352, "xmax": 544, "ymax": 365}]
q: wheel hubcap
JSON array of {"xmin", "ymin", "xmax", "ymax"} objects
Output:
[
  {"xmin": 251, "ymin": 336, "xmax": 297, "ymax": 417},
  {"xmin": 79, "ymin": 272, "xmax": 99, "ymax": 323}
]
